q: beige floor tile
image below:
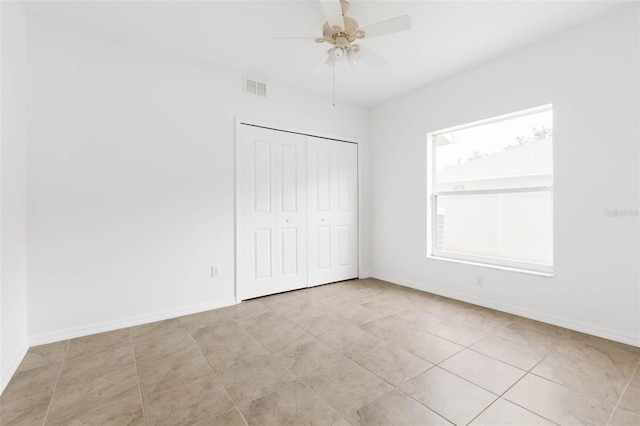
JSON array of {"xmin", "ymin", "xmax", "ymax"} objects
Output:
[
  {"xmin": 136, "ymin": 350, "xmax": 214, "ymax": 391},
  {"xmin": 239, "ymin": 380, "xmax": 341, "ymax": 425},
  {"xmin": 503, "ymin": 373, "xmax": 613, "ymax": 425},
  {"xmin": 494, "ymin": 321, "xmax": 564, "ymax": 352},
  {"xmin": 236, "ymin": 310, "xmax": 286, "ymax": 332},
  {"xmin": 0, "ymin": 382, "xmax": 56, "ymax": 425},
  {"xmin": 273, "ymin": 301, "xmax": 329, "ymax": 324},
  {"xmin": 274, "ymin": 335, "xmax": 344, "ymax": 377},
  {"xmin": 565, "ymin": 331, "xmax": 640, "ymax": 360},
  {"xmin": 297, "ymin": 314, "xmax": 346, "ymax": 337},
  {"xmin": 468, "ymin": 398, "xmax": 555, "ymax": 426},
  {"xmin": 531, "ymin": 350, "xmax": 629, "ymax": 405},
  {"xmin": 2, "ymin": 356, "xmax": 62, "ymax": 396},
  {"xmin": 422, "ymin": 319, "xmax": 488, "ymax": 347},
  {"xmin": 132, "ymin": 328, "xmax": 200, "ymax": 364},
  {"xmin": 130, "ymin": 318, "xmax": 185, "ymax": 343},
  {"xmin": 347, "ymin": 389, "xmax": 452, "ymax": 426},
  {"xmin": 553, "ymin": 338, "xmax": 640, "ymax": 378},
  {"xmin": 420, "ymin": 298, "xmax": 475, "ymax": 319},
  {"xmin": 617, "ymin": 370, "xmax": 640, "ymax": 413},
  {"xmin": 440, "ymin": 349, "xmax": 526, "ymax": 395},
  {"xmin": 470, "ymin": 333, "xmax": 548, "ymax": 370},
  {"xmin": 189, "ymin": 319, "xmax": 247, "ymax": 349},
  {"xmin": 246, "ymin": 315, "xmax": 309, "ymax": 353},
  {"xmin": 308, "ymin": 292, "xmax": 364, "ymax": 312},
  {"xmin": 260, "ymin": 289, "xmax": 306, "ymax": 309},
  {"xmin": 0, "ymin": 363, "xmax": 63, "ymax": 425},
  {"xmin": 141, "ymin": 373, "xmax": 234, "ymax": 426},
  {"xmin": 387, "ymin": 307, "xmax": 442, "ymax": 331},
  {"xmin": 200, "ymin": 332, "xmax": 269, "ymax": 372},
  {"xmin": 352, "ymin": 343, "xmax": 432, "ymax": 386},
  {"xmin": 304, "ymin": 282, "xmax": 355, "ymax": 299},
  {"xmin": 332, "ymin": 418, "xmax": 351, "ymax": 426},
  {"xmin": 302, "ymin": 356, "xmax": 394, "ymax": 416},
  {"xmin": 46, "ymin": 369, "xmax": 141, "ymax": 426},
  {"xmin": 327, "ymin": 304, "xmax": 389, "ymax": 327},
  {"xmin": 58, "ymin": 343, "xmax": 137, "ymax": 388},
  {"xmin": 360, "ymin": 316, "xmax": 417, "ymax": 342},
  {"xmin": 45, "ymin": 393, "xmax": 144, "ymax": 426},
  {"xmin": 179, "ymin": 309, "xmax": 233, "ymax": 334},
  {"xmin": 140, "ymin": 354, "xmax": 234, "ymax": 424},
  {"xmin": 195, "ymin": 407, "xmax": 248, "ymax": 426},
  {"xmin": 223, "ymin": 299, "xmax": 271, "ymax": 320},
  {"xmin": 390, "ymin": 329, "xmax": 464, "ymax": 364},
  {"xmin": 399, "ymin": 367, "xmax": 497, "ymax": 425},
  {"xmin": 609, "ymin": 407, "xmax": 640, "ymax": 426},
  {"xmin": 217, "ymin": 352, "xmax": 297, "ymax": 406},
  {"xmin": 319, "ymin": 324, "xmax": 385, "ymax": 358},
  {"xmin": 358, "ymin": 295, "xmax": 418, "ymax": 317},
  {"xmin": 454, "ymin": 307, "xmax": 514, "ymax": 333},
  {"xmin": 137, "ymin": 351, "xmax": 233, "ymax": 425},
  {"xmin": 14, "ymin": 341, "xmax": 68, "ymax": 373}
]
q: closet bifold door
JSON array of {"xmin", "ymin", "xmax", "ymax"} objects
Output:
[
  {"xmin": 307, "ymin": 137, "xmax": 358, "ymax": 286},
  {"xmin": 239, "ymin": 125, "xmax": 308, "ymax": 300}
]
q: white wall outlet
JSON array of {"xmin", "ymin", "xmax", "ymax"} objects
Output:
[
  {"xmin": 211, "ymin": 265, "xmax": 220, "ymax": 278},
  {"xmin": 476, "ymin": 275, "xmax": 484, "ymax": 287}
]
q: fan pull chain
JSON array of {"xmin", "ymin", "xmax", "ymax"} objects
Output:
[{"xmin": 332, "ymin": 60, "xmax": 336, "ymax": 108}]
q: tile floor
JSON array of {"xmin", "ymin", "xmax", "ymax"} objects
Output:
[{"xmin": 1, "ymin": 278, "xmax": 639, "ymax": 425}]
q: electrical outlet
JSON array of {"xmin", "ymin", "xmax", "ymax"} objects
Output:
[
  {"xmin": 211, "ymin": 265, "xmax": 220, "ymax": 278},
  {"xmin": 476, "ymin": 275, "xmax": 484, "ymax": 287}
]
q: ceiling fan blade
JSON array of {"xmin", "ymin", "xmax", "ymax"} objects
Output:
[
  {"xmin": 320, "ymin": 0, "xmax": 345, "ymax": 29},
  {"xmin": 311, "ymin": 51, "xmax": 333, "ymax": 74},
  {"xmin": 356, "ymin": 45, "xmax": 388, "ymax": 69},
  {"xmin": 359, "ymin": 15, "xmax": 411, "ymax": 39}
]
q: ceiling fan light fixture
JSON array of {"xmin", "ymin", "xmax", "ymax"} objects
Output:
[
  {"xmin": 332, "ymin": 45, "xmax": 346, "ymax": 60},
  {"xmin": 346, "ymin": 46, "xmax": 359, "ymax": 65}
]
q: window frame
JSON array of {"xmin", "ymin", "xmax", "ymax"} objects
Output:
[{"xmin": 426, "ymin": 105, "xmax": 554, "ymax": 275}]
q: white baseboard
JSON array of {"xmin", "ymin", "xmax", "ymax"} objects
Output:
[
  {"xmin": 28, "ymin": 298, "xmax": 238, "ymax": 346},
  {"xmin": 1, "ymin": 344, "xmax": 29, "ymax": 395},
  {"xmin": 371, "ymin": 271, "xmax": 640, "ymax": 348}
]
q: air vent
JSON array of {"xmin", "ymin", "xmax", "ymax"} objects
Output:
[{"xmin": 244, "ymin": 77, "xmax": 267, "ymax": 97}]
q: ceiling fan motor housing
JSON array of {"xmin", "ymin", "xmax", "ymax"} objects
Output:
[{"xmin": 321, "ymin": 16, "xmax": 364, "ymax": 45}]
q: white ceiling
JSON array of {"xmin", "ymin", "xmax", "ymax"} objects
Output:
[{"xmin": 23, "ymin": 0, "xmax": 630, "ymax": 107}]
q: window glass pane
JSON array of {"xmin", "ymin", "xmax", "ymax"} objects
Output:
[
  {"xmin": 435, "ymin": 190, "xmax": 553, "ymax": 266},
  {"xmin": 435, "ymin": 109, "xmax": 552, "ymax": 192}
]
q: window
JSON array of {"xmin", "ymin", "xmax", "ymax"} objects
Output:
[{"xmin": 428, "ymin": 105, "xmax": 553, "ymax": 274}]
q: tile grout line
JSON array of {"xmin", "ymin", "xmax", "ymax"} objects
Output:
[
  {"xmin": 232, "ymin": 299, "xmax": 396, "ymax": 422},
  {"xmin": 229, "ymin": 307, "xmax": 345, "ymax": 419},
  {"xmin": 479, "ymin": 336, "xmax": 568, "ymax": 426},
  {"xmin": 128, "ymin": 328, "xmax": 149, "ymax": 426},
  {"xmin": 280, "ymin": 294, "xmax": 468, "ymax": 423},
  {"xmin": 181, "ymin": 315, "xmax": 249, "ymax": 426},
  {"xmin": 391, "ymin": 370, "xmax": 459, "ymax": 425},
  {"xmin": 606, "ymin": 357, "xmax": 640, "ymax": 425},
  {"xmin": 41, "ymin": 339, "xmax": 71, "ymax": 426},
  {"xmin": 398, "ymin": 320, "xmax": 562, "ymax": 425}
]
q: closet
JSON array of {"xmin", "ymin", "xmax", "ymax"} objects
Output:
[{"xmin": 238, "ymin": 123, "xmax": 358, "ymax": 300}]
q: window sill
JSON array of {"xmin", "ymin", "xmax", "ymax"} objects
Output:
[{"xmin": 427, "ymin": 254, "xmax": 554, "ymax": 277}]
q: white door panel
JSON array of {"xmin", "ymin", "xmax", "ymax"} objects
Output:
[
  {"xmin": 307, "ymin": 137, "xmax": 358, "ymax": 286},
  {"xmin": 239, "ymin": 125, "xmax": 307, "ymax": 299}
]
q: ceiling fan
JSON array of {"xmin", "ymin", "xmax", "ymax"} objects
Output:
[{"xmin": 279, "ymin": 0, "xmax": 412, "ymax": 73}]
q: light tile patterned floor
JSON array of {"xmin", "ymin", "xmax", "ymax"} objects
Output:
[{"xmin": 1, "ymin": 278, "xmax": 639, "ymax": 425}]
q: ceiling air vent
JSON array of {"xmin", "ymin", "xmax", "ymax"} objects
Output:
[{"xmin": 244, "ymin": 77, "xmax": 267, "ymax": 97}]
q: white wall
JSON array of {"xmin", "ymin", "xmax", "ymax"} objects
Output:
[
  {"xmin": 26, "ymin": 17, "xmax": 370, "ymax": 343},
  {"xmin": 370, "ymin": 6, "xmax": 640, "ymax": 345},
  {"xmin": 1, "ymin": 1, "xmax": 29, "ymax": 393}
]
